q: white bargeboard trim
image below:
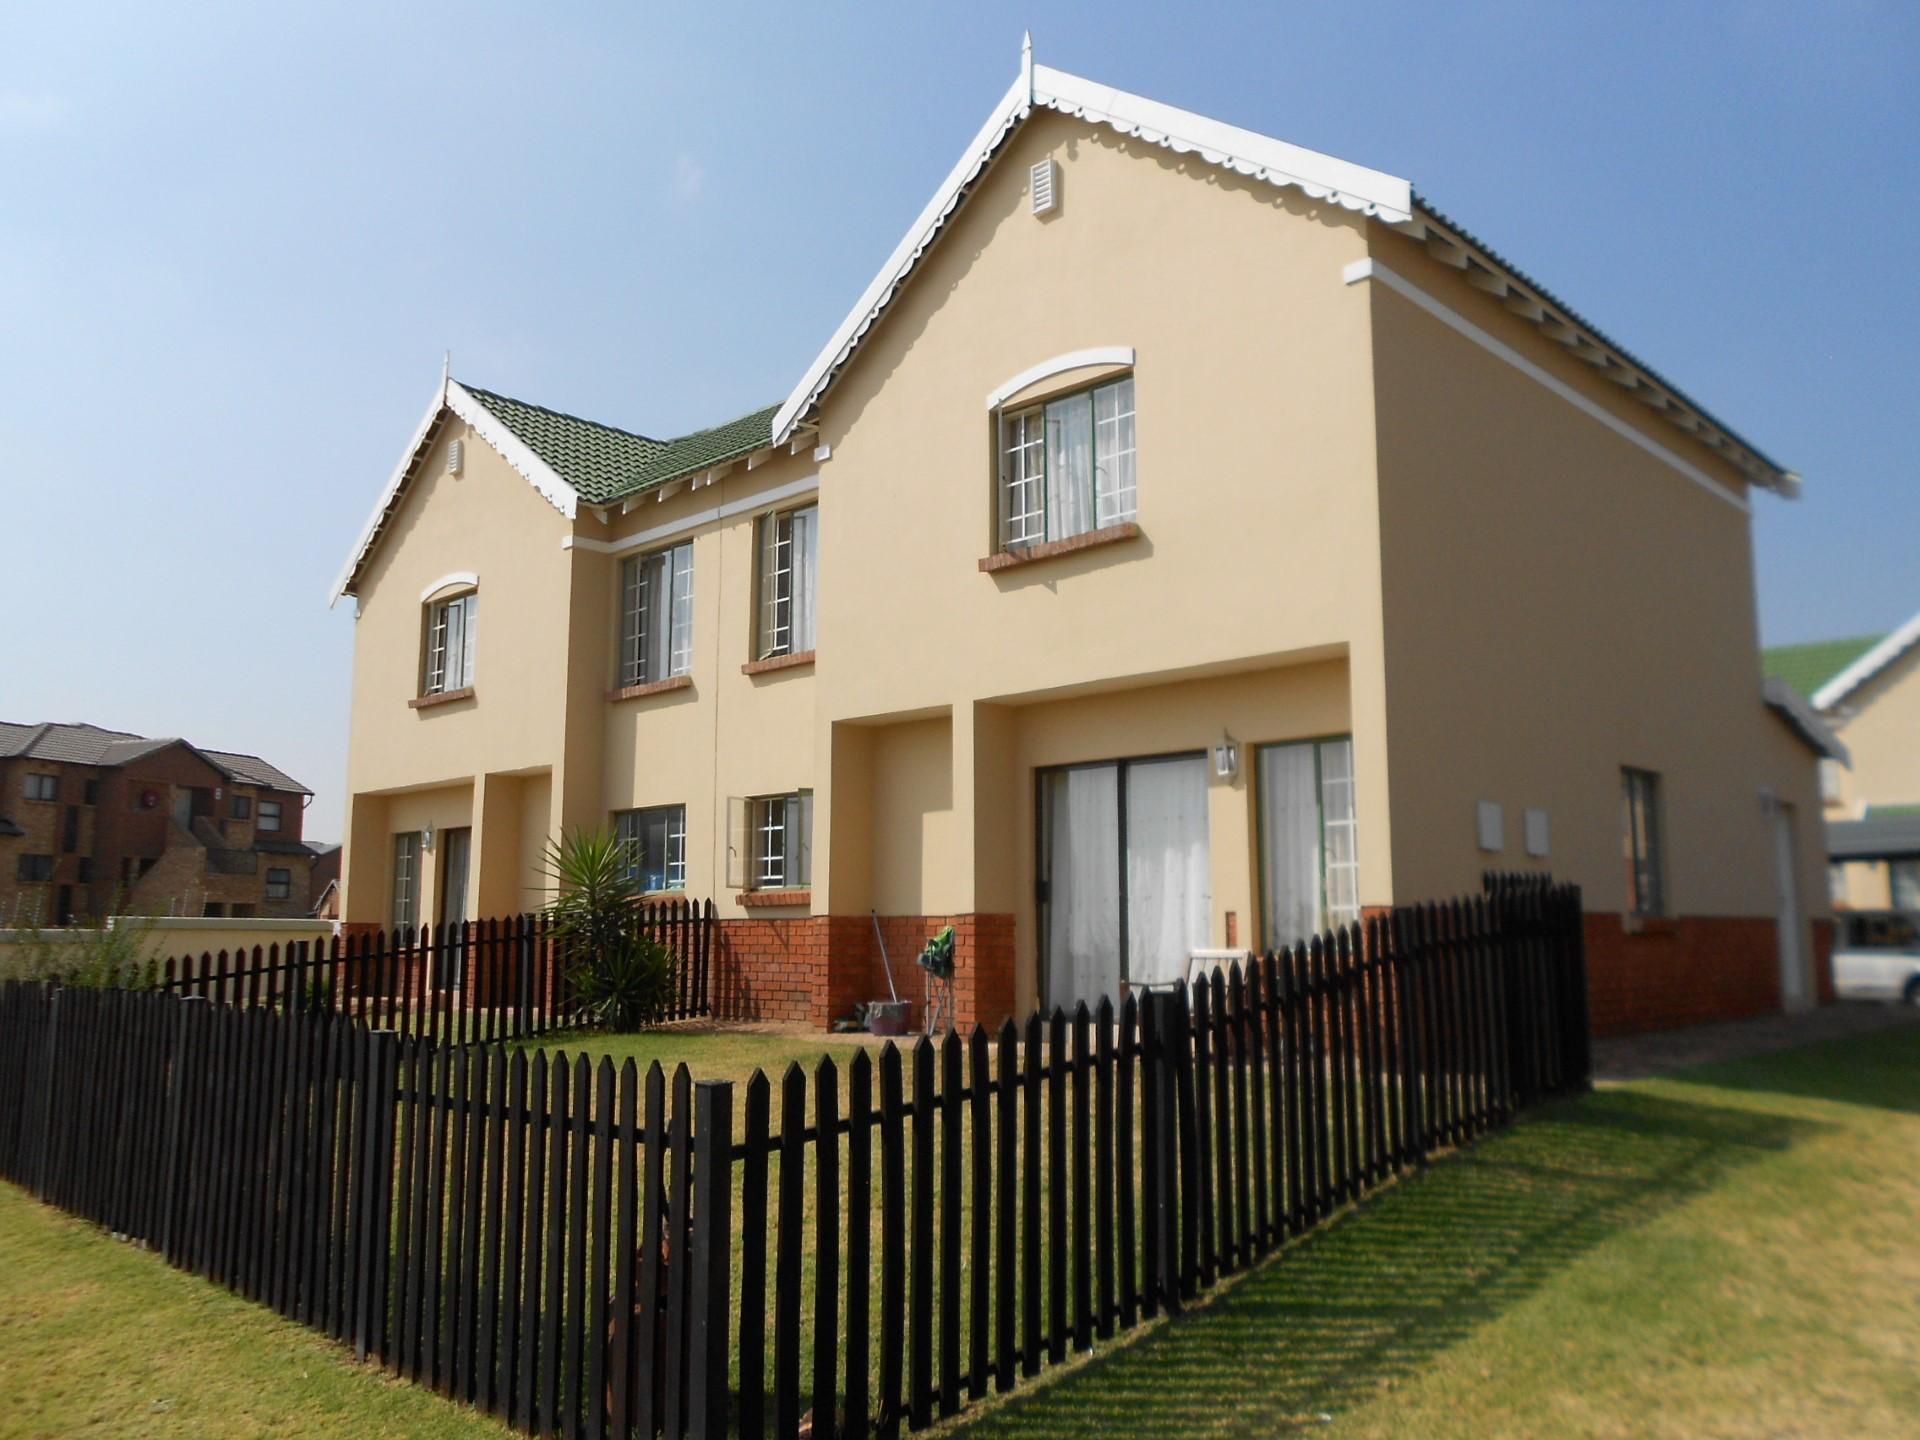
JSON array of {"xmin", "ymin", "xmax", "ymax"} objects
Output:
[
  {"xmin": 1812, "ymin": 608, "xmax": 1920, "ymax": 712},
  {"xmin": 985, "ymin": 346, "xmax": 1135, "ymax": 410},
  {"xmin": 771, "ymin": 54, "xmax": 1411, "ymax": 445},
  {"xmin": 1345, "ymin": 258, "xmax": 1749, "ymax": 515},
  {"xmin": 329, "ymin": 377, "xmax": 580, "ymax": 607}
]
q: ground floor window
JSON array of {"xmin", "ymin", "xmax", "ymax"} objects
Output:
[
  {"xmin": 1622, "ymin": 767, "xmax": 1665, "ymax": 916},
  {"xmin": 1038, "ymin": 753, "xmax": 1211, "ymax": 1010},
  {"xmin": 1891, "ymin": 859, "xmax": 1920, "ymax": 911},
  {"xmin": 392, "ymin": 832, "xmax": 418, "ymax": 930},
  {"xmin": 1257, "ymin": 736, "xmax": 1359, "ymax": 951},
  {"xmin": 615, "ymin": 804, "xmax": 687, "ymax": 892},
  {"xmin": 753, "ymin": 792, "xmax": 812, "ymax": 890}
]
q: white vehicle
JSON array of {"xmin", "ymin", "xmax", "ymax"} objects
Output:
[{"xmin": 1833, "ymin": 911, "xmax": 1920, "ymax": 1004}]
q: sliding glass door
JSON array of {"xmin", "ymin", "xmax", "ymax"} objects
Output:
[
  {"xmin": 1040, "ymin": 753, "xmax": 1211, "ymax": 1010},
  {"xmin": 1257, "ymin": 737, "xmax": 1359, "ymax": 951}
]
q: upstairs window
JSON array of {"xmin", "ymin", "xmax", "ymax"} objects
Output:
[
  {"xmin": 257, "ymin": 799, "xmax": 283, "ymax": 833},
  {"xmin": 230, "ymin": 794, "xmax": 252, "ymax": 820},
  {"xmin": 24, "ymin": 773, "xmax": 57, "ymax": 802},
  {"xmin": 265, "ymin": 867, "xmax": 292, "ymax": 901},
  {"xmin": 17, "ymin": 854, "xmax": 53, "ymax": 882},
  {"xmin": 998, "ymin": 376, "xmax": 1135, "ymax": 549},
  {"xmin": 756, "ymin": 506, "xmax": 818, "ymax": 659},
  {"xmin": 615, "ymin": 804, "xmax": 687, "ymax": 892},
  {"xmin": 1622, "ymin": 768, "xmax": 1666, "ymax": 916},
  {"xmin": 620, "ymin": 542, "xmax": 694, "ymax": 686},
  {"xmin": 423, "ymin": 591, "xmax": 477, "ymax": 695}
]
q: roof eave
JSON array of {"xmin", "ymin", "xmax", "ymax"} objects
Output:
[
  {"xmin": 330, "ymin": 377, "xmax": 581, "ymax": 608},
  {"xmin": 1763, "ymin": 677, "xmax": 1851, "ymax": 766},
  {"xmin": 1812, "ymin": 608, "xmax": 1920, "ymax": 711}
]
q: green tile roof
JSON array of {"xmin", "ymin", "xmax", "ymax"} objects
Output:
[
  {"xmin": 461, "ymin": 382, "xmax": 778, "ymax": 505},
  {"xmin": 1762, "ymin": 634, "xmax": 1882, "ymax": 703}
]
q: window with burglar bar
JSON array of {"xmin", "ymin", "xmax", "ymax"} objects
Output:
[
  {"xmin": 392, "ymin": 832, "xmax": 418, "ymax": 930},
  {"xmin": 755, "ymin": 505, "xmax": 817, "ymax": 660},
  {"xmin": 615, "ymin": 804, "xmax": 687, "ymax": 892},
  {"xmin": 998, "ymin": 375, "xmax": 1136, "ymax": 549},
  {"xmin": 423, "ymin": 591, "xmax": 477, "ymax": 694},
  {"xmin": 1622, "ymin": 767, "xmax": 1665, "ymax": 916},
  {"xmin": 751, "ymin": 792, "xmax": 811, "ymax": 890},
  {"xmin": 619, "ymin": 543, "xmax": 693, "ymax": 686}
]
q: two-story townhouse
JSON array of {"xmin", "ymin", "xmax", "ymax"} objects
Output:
[
  {"xmin": 1766, "ymin": 613, "xmax": 1920, "ymax": 908},
  {"xmin": 333, "ymin": 53, "xmax": 1837, "ymax": 1036},
  {"xmin": 0, "ymin": 721, "xmax": 316, "ymax": 923}
]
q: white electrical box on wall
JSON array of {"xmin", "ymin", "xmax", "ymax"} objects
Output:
[
  {"xmin": 1476, "ymin": 800, "xmax": 1504, "ymax": 853},
  {"xmin": 1524, "ymin": 808, "xmax": 1550, "ymax": 857}
]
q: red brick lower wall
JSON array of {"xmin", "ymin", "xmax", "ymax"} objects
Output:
[
  {"xmin": 713, "ymin": 913, "xmax": 1017, "ymax": 1032},
  {"xmin": 1582, "ymin": 912, "xmax": 1826, "ymax": 1037}
]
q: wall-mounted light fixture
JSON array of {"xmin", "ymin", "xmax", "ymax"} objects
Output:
[
  {"xmin": 421, "ymin": 822, "xmax": 435, "ymax": 851},
  {"xmin": 1214, "ymin": 732, "xmax": 1239, "ymax": 780}
]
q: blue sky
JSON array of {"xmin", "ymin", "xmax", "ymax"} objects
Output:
[{"xmin": 3, "ymin": 2, "xmax": 1915, "ymax": 841}]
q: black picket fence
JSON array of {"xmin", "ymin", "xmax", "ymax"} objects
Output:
[
  {"xmin": 0, "ymin": 875, "xmax": 1587, "ymax": 1439},
  {"xmin": 139, "ymin": 899, "xmax": 716, "ymax": 1046}
]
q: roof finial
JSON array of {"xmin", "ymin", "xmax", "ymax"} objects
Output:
[
  {"xmin": 1022, "ymin": 30, "xmax": 1033, "ymax": 100},
  {"xmin": 441, "ymin": 349, "xmax": 451, "ymax": 398}
]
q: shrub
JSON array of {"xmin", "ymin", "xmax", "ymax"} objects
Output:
[{"xmin": 541, "ymin": 826, "xmax": 674, "ymax": 1032}]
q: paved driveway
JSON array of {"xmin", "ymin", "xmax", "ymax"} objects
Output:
[{"xmin": 1593, "ymin": 999, "xmax": 1920, "ymax": 1081}]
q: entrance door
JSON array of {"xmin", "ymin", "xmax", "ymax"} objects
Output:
[
  {"xmin": 1771, "ymin": 801, "xmax": 1810, "ymax": 1011},
  {"xmin": 1039, "ymin": 754, "xmax": 1211, "ymax": 1010},
  {"xmin": 438, "ymin": 826, "xmax": 473, "ymax": 987}
]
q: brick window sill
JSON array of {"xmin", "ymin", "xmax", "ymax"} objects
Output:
[
  {"xmin": 742, "ymin": 650, "xmax": 816, "ymax": 677},
  {"xmin": 737, "ymin": 889, "xmax": 812, "ymax": 909},
  {"xmin": 1623, "ymin": 913, "xmax": 1679, "ymax": 937},
  {"xmin": 409, "ymin": 687, "xmax": 474, "ymax": 710},
  {"xmin": 979, "ymin": 521, "xmax": 1141, "ymax": 573},
  {"xmin": 606, "ymin": 674, "xmax": 693, "ymax": 703}
]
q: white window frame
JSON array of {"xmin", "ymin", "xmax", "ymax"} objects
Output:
[
  {"xmin": 1256, "ymin": 735, "xmax": 1361, "ymax": 951},
  {"xmin": 1622, "ymin": 767, "xmax": 1665, "ymax": 917},
  {"xmin": 997, "ymin": 375, "xmax": 1136, "ymax": 550},
  {"xmin": 756, "ymin": 506, "xmax": 818, "ymax": 660},
  {"xmin": 257, "ymin": 799, "xmax": 282, "ymax": 833},
  {"xmin": 615, "ymin": 804, "xmax": 688, "ymax": 893},
  {"xmin": 750, "ymin": 791, "xmax": 812, "ymax": 890},
  {"xmin": 392, "ymin": 832, "xmax": 419, "ymax": 930},
  {"xmin": 24, "ymin": 773, "xmax": 57, "ymax": 802},
  {"xmin": 619, "ymin": 542, "xmax": 694, "ymax": 686},
  {"xmin": 423, "ymin": 590, "xmax": 478, "ymax": 694}
]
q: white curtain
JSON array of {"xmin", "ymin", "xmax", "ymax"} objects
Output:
[
  {"xmin": 1046, "ymin": 767, "xmax": 1121, "ymax": 1010},
  {"xmin": 1125, "ymin": 756, "xmax": 1211, "ymax": 987},
  {"xmin": 1045, "ymin": 391, "xmax": 1094, "ymax": 541},
  {"xmin": 1260, "ymin": 744, "xmax": 1322, "ymax": 950},
  {"xmin": 791, "ymin": 506, "xmax": 818, "ymax": 651}
]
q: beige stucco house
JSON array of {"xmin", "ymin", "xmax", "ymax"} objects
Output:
[
  {"xmin": 1766, "ymin": 616, "xmax": 1920, "ymax": 909},
  {"xmin": 332, "ymin": 53, "xmax": 1835, "ymax": 1035}
]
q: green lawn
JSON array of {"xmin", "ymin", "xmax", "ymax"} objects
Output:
[
  {"xmin": 947, "ymin": 1023, "xmax": 1920, "ymax": 1439},
  {"xmin": 0, "ymin": 1186, "xmax": 509, "ymax": 1439},
  {"xmin": 5, "ymin": 1023, "xmax": 1916, "ymax": 1438}
]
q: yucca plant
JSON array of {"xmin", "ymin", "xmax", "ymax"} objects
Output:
[{"xmin": 541, "ymin": 826, "xmax": 674, "ymax": 1031}]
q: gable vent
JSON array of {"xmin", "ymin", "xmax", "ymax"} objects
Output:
[
  {"xmin": 1030, "ymin": 158, "xmax": 1058, "ymax": 216},
  {"xmin": 446, "ymin": 439, "xmax": 463, "ymax": 476}
]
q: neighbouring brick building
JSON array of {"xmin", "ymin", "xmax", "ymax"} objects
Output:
[
  {"xmin": 0, "ymin": 721, "xmax": 321, "ymax": 925},
  {"xmin": 331, "ymin": 51, "xmax": 1838, "ymax": 1036}
]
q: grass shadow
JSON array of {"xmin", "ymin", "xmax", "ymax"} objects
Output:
[{"xmin": 949, "ymin": 1088, "xmax": 1823, "ymax": 1438}]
